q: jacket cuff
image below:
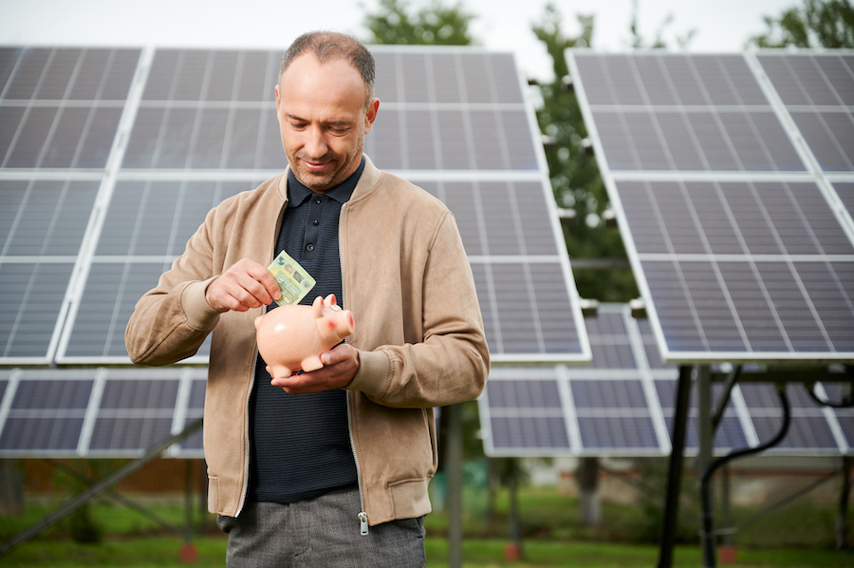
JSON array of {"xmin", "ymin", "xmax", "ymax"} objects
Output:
[
  {"xmin": 346, "ymin": 349, "xmax": 391, "ymax": 397},
  {"xmin": 181, "ymin": 278, "xmax": 222, "ymax": 331}
]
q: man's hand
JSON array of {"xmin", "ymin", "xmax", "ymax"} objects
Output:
[
  {"xmin": 270, "ymin": 343, "xmax": 360, "ymax": 394},
  {"xmin": 205, "ymin": 258, "xmax": 281, "ymax": 312}
]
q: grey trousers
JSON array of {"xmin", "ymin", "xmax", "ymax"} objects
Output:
[{"xmin": 217, "ymin": 485, "xmax": 426, "ymax": 568}]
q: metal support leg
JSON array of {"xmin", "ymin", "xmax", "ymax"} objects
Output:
[
  {"xmin": 0, "ymin": 418, "xmax": 203, "ymax": 557},
  {"xmin": 658, "ymin": 365, "xmax": 693, "ymax": 568},
  {"xmin": 701, "ymin": 384, "xmax": 791, "ymax": 568},
  {"xmin": 446, "ymin": 403, "xmax": 463, "ymax": 568},
  {"xmin": 838, "ymin": 456, "xmax": 852, "ymax": 549}
]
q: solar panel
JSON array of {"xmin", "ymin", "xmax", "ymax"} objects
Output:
[
  {"xmin": 479, "ymin": 304, "xmax": 854, "ymax": 458},
  {"xmin": 480, "ymin": 304, "xmax": 675, "ymax": 457},
  {"xmin": 568, "ymin": 51, "xmax": 854, "ymax": 364},
  {"xmin": 0, "ymin": 367, "xmax": 206, "ymax": 458}
]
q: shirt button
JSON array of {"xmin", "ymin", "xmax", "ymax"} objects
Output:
[
  {"xmin": 312, "ymin": 219, "xmax": 320, "ymax": 226},
  {"xmin": 305, "ymin": 243, "xmax": 314, "ymax": 252},
  {"xmin": 314, "ymin": 197, "xmax": 322, "ymax": 204}
]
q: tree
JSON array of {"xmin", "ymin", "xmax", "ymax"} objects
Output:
[
  {"xmin": 362, "ymin": 0, "xmax": 477, "ymax": 45},
  {"xmin": 533, "ymin": 4, "xmax": 638, "ymax": 302},
  {"xmin": 629, "ymin": 0, "xmax": 696, "ymax": 49},
  {"xmin": 748, "ymin": 0, "xmax": 854, "ymax": 48}
]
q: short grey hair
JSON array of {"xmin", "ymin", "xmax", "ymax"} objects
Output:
[{"xmin": 279, "ymin": 31, "xmax": 376, "ymax": 107}]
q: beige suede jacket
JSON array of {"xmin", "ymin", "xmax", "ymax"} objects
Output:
[{"xmin": 125, "ymin": 156, "xmax": 489, "ymax": 527}]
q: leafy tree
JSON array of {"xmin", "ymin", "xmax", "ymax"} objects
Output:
[
  {"xmin": 629, "ymin": 0, "xmax": 697, "ymax": 49},
  {"xmin": 748, "ymin": 0, "xmax": 854, "ymax": 48},
  {"xmin": 533, "ymin": 4, "xmax": 638, "ymax": 302},
  {"xmin": 362, "ymin": 0, "xmax": 477, "ymax": 45}
]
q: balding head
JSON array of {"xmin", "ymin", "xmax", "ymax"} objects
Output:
[{"xmin": 279, "ymin": 31, "xmax": 376, "ymax": 108}]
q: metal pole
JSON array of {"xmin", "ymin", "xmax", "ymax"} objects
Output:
[
  {"xmin": 44, "ymin": 459, "xmax": 185, "ymax": 536},
  {"xmin": 700, "ymin": 384, "xmax": 791, "ymax": 568},
  {"xmin": 0, "ymin": 418, "xmax": 203, "ymax": 557},
  {"xmin": 446, "ymin": 403, "xmax": 463, "ymax": 568},
  {"xmin": 657, "ymin": 365, "xmax": 693, "ymax": 568},
  {"xmin": 185, "ymin": 459, "xmax": 193, "ymax": 541},
  {"xmin": 698, "ymin": 366, "xmax": 716, "ymax": 568},
  {"xmin": 721, "ymin": 465, "xmax": 732, "ymax": 548},
  {"xmin": 508, "ymin": 459, "xmax": 522, "ymax": 558},
  {"xmin": 838, "ymin": 456, "xmax": 852, "ymax": 549}
]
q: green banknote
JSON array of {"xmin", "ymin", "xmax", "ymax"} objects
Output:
[{"xmin": 267, "ymin": 250, "xmax": 316, "ymax": 307}]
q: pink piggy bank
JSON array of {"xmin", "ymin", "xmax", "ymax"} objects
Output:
[{"xmin": 254, "ymin": 294, "xmax": 355, "ymax": 379}]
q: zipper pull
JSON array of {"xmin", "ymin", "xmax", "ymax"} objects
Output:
[{"xmin": 358, "ymin": 511, "xmax": 369, "ymax": 536}]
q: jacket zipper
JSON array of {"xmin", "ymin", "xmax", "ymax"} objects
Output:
[
  {"xmin": 236, "ymin": 355, "xmax": 257, "ymax": 516},
  {"xmin": 238, "ymin": 192, "xmax": 289, "ymax": 517},
  {"xmin": 340, "ymin": 201, "xmax": 369, "ymax": 536}
]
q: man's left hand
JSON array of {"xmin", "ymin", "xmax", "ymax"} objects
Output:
[{"xmin": 270, "ymin": 343, "xmax": 360, "ymax": 394}]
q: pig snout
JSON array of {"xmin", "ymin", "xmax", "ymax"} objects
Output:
[{"xmin": 342, "ymin": 312, "xmax": 355, "ymax": 336}]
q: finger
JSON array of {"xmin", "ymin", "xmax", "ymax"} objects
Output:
[
  {"xmin": 233, "ymin": 272, "xmax": 275, "ymax": 307},
  {"xmin": 206, "ymin": 277, "xmax": 251, "ymax": 312},
  {"xmin": 271, "ymin": 373, "xmax": 314, "ymax": 394},
  {"xmin": 243, "ymin": 262, "xmax": 282, "ymax": 302},
  {"xmin": 321, "ymin": 344, "xmax": 358, "ymax": 367}
]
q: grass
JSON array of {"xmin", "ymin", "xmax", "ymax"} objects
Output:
[
  {"xmin": 1, "ymin": 536, "xmax": 852, "ymax": 567},
  {"xmin": 1, "ymin": 481, "xmax": 852, "ymax": 567}
]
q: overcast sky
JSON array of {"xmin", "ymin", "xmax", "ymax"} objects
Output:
[{"xmin": 0, "ymin": 0, "xmax": 798, "ymax": 81}]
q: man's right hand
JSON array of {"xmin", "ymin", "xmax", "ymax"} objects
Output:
[{"xmin": 205, "ymin": 258, "xmax": 282, "ymax": 313}]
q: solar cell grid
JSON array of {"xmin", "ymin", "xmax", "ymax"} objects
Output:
[
  {"xmin": 574, "ymin": 53, "xmax": 807, "ymax": 174},
  {"xmin": 0, "ymin": 368, "xmax": 206, "ymax": 457},
  {"xmin": 95, "ymin": 179, "xmax": 253, "ymax": 257},
  {"xmin": 0, "ymin": 375, "xmax": 94, "ymax": 453},
  {"xmin": 0, "ymin": 261, "xmax": 74, "ymax": 361},
  {"xmin": 62, "ymin": 261, "xmax": 200, "ymax": 360},
  {"xmin": 757, "ymin": 53, "xmax": 854, "ymax": 175},
  {"xmin": 0, "ymin": 47, "xmax": 139, "ymax": 170},
  {"xmin": 480, "ymin": 305, "xmax": 677, "ymax": 456},
  {"xmin": 0, "ymin": 179, "xmax": 100, "ymax": 256}
]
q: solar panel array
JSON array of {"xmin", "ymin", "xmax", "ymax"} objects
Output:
[
  {"xmin": 0, "ymin": 45, "xmax": 589, "ymax": 457},
  {"xmin": 0, "ymin": 45, "xmax": 589, "ymax": 369},
  {"xmin": 0, "ymin": 367, "xmax": 205, "ymax": 458},
  {"xmin": 568, "ymin": 51, "xmax": 854, "ymax": 364},
  {"xmin": 479, "ymin": 304, "xmax": 854, "ymax": 457}
]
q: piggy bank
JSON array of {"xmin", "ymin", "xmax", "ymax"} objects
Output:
[{"xmin": 254, "ymin": 294, "xmax": 355, "ymax": 379}]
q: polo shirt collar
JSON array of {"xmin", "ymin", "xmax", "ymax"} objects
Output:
[{"xmin": 287, "ymin": 156, "xmax": 366, "ymax": 208}]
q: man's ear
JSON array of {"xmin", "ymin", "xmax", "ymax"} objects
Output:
[
  {"xmin": 275, "ymin": 84, "xmax": 282, "ymax": 113},
  {"xmin": 364, "ymin": 98, "xmax": 380, "ymax": 134}
]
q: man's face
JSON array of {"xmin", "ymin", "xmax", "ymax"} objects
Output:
[{"xmin": 275, "ymin": 54, "xmax": 379, "ymax": 193}]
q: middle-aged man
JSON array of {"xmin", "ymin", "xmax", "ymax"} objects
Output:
[{"xmin": 125, "ymin": 31, "xmax": 489, "ymax": 567}]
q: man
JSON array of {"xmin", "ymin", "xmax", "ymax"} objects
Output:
[{"xmin": 125, "ymin": 31, "xmax": 489, "ymax": 567}]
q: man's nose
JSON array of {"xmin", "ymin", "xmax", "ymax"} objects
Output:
[{"xmin": 304, "ymin": 127, "xmax": 328, "ymax": 158}]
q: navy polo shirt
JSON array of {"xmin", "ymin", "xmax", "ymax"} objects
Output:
[{"xmin": 249, "ymin": 158, "xmax": 365, "ymax": 505}]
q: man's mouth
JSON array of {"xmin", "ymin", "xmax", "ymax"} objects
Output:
[{"xmin": 302, "ymin": 159, "xmax": 331, "ymax": 173}]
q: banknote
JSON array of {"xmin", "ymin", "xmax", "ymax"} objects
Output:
[{"xmin": 267, "ymin": 250, "xmax": 316, "ymax": 307}]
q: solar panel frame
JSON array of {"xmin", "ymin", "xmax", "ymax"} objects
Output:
[{"xmin": 568, "ymin": 49, "xmax": 854, "ymax": 365}]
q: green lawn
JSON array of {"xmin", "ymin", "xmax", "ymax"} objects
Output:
[
  {"xmin": 1, "ymin": 536, "xmax": 852, "ymax": 567},
  {"xmin": 1, "ymin": 481, "xmax": 852, "ymax": 567}
]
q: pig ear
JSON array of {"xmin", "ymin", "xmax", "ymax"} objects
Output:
[
  {"xmin": 326, "ymin": 294, "xmax": 337, "ymax": 306},
  {"xmin": 311, "ymin": 295, "xmax": 323, "ymax": 318}
]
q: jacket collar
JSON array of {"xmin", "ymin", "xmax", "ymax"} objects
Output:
[{"xmin": 277, "ymin": 154, "xmax": 382, "ymax": 205}]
